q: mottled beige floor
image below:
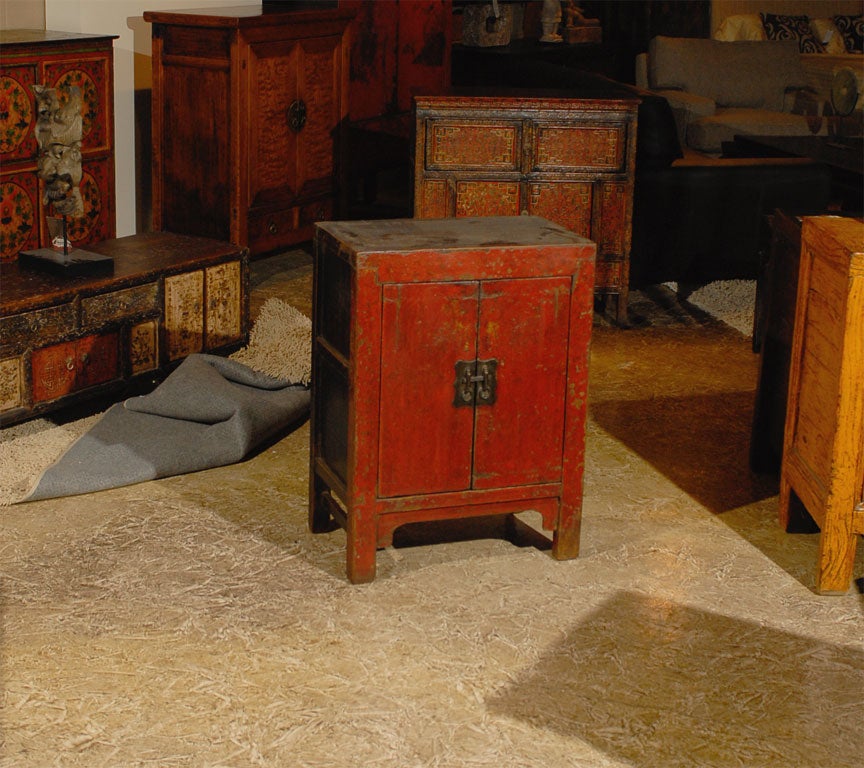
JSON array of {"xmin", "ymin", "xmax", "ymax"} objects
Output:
[{"xmin": 1, "ymin": 249, "xmax": 862, "ymax": 768}]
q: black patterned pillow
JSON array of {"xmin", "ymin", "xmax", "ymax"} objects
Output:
[
  {"xmin": 834, "ymin": 14, "xmax": 864, "ymax": 53},
  {"xmin": 760, "ymin": 13, "xmax": 824, "ymax": 53}
]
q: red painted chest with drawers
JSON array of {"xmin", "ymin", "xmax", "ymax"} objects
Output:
[{"xmin": 309, "ymin": 216, "xmax": 596, "ymax": 583}]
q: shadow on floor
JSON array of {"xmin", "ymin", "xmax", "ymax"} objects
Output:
[
  {"xmin": 590, "ymin": 390, "xmax": 777, "ymax": 514},
  {"xmin": 487, "ymin": 590, "xmax": 864, "ymax": 768}
]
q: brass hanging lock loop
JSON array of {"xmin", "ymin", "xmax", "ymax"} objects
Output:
[
  {"xmin": 287, "ymin": 99, "xmax": 307, "ymax": 133},
  {"xmin": 453, "ymin": 359, "xmax": 498, "ymax": 407}
]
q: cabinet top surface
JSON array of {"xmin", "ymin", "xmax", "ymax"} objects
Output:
[
  {"xmin": 1, "ymin": 233, "xmax": 245, "ymax": 316},
  {"xmin": 415, "ymin": 82, "xmax": 640, "ymax": 110},
  {"xmin": 316, "ymin": 216, "xmax": 593, "ymax": 253},
  {"xmin": 0, "ymin": 29, "xmax": 118, "ymax": 47},
  {"xmin": 143, "ymin": 4, "xmax": 351, "ymax": 26},
  {"xmin": 802, "ymin": 215, "xmax": 864, "ymax": 253}
]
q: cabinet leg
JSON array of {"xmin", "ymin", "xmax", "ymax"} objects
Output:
[
  {"xmin": 552, "ymin": 504, "xmax": 581, "ymax": 560},
  {"xmin": 309, "ymin": 473, "xmax": 333, "ymax": 533},
  {"xmin": 347, "ymin": 510, "xmax": 377, "ymax": 584},
  {"xmin": 815, "ymin": 503, "xmax": 858, "ymax": 595}
]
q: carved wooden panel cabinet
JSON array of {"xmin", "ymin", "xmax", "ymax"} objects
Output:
[
  {"xmin": 0, "ymin": 233, "xmax": 248, "ymax": 425},
  {"xmin": 413, "ymin": 91, "xmax": 638, "ymax": 323},
  {"xmin": 144, "ymin": 6, "xmax": 353, "ymax": 257},
  {"xmin": 779, "ymin": 216, "xmax": 864, "ymax": 595},
  {"xmin": 310, "ymin": 216, "xmax": 596, "ymax": 583},
  {"xmin": 0, "ymin": 30, "xmax": 116, "ymax": 261}
]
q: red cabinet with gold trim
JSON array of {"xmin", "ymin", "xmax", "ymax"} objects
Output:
[
  {"xmin": 413, "ymin": 91, "xmax": 638, "ymax": 323},
  {"xmin": 0, "ymin": 30, "xmax": 116, "ymax": 261},
  {"xmin": 310, "ymin": 216, "xmax": 596, "ymax": 583}
]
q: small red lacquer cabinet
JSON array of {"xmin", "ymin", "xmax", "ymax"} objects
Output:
[{"xmin": 310, "ymin": 216, "xmax": 596, "ymax": 583}]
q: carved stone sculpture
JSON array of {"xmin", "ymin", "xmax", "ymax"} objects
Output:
[{"xmin": 31, "ymin": 83, "xmax": 84, "ymax": 218}]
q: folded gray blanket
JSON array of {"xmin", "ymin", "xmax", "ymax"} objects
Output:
[{"xmin": 24, "ymin": 354, "xmax": 310, "ymax": 502}]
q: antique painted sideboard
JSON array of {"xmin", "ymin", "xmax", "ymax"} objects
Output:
[{"xmin": 413, "ymin": 89, "xmax": 638, "ymax": 323}]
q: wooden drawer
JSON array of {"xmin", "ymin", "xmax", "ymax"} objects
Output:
[
  {"xmin": 534, "ymin": 123, "xmax": 626, "ymax": 172},
  {"xmin": 455, "ymin": 180, "xmax": 521, "ymax": 217},
  {"xmin": 81, "ymin": 282, "xmax": 160, "ymax": 328},
  {"xmin": 0, "ymin": 303, "xmax": 77, "ymax": 352},
  {"xmin": 425, "ymin": 120, "xmax": 521, "ymax": 171},
  {"xmin": 31, "ymin": 332, "xmax": 119, "ymax": 403}
]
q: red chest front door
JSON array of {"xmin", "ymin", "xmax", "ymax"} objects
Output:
[{"xmin": 377, "ymin": 275, "xmax": 572, "ymax": 499}]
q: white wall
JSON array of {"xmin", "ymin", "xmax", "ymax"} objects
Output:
[
  {"xmin": 44, "ymin": 0, "xmax": 244, "ymax": 237},
  {"xmin": 1, "ymin": 0, "xmax": 45, "ymax": 28}
]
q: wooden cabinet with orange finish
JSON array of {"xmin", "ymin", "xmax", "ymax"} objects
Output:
[
  {"xmin": 779, "ymin": 216, "xmax": 864, "ymax": 594},
  {"xmin": 144, "ymin": 5, "xmax": 353, "ymax": 257},
  {"xmin": 309, "ymin": 216, "xmax": 596, "ymax": 583},
  {"xmin": 413, "ymin": 90, "xmax": 638, "ymax": 323}
]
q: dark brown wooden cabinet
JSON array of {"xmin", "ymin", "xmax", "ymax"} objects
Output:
[
  {"xmin": 413, "ymin": 91, "xmax": 638, "ymax": 323},
  {"xmin": 0, "ymin": 30, "xmax": 116, "ymax": 262},
  {"xmin": 310, "ymin": 216, "xmax": 596, "ymax": 583},
  {"xmin": 144, "ymin": 6, "xmax": 353, "ymax": 256}
]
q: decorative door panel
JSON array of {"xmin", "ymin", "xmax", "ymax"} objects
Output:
[
  {"xmin": 594, "ymin": 181, "xmax": 628, "ymax": 256},
  {"xmin": 534, "ymin": 124, "xmax": 624, "ymax": 171},
  {"xmin": 455, "ymin": 181, "xmax": 521, "ymax": 218},
  {"xmin": 378, "ymin": 281, "xmax": 478, "ymax": 498},
  {"xmin": 297, "ymin": 36, "xmax": 342, "ymax": 199},
  {"xmin": 76, "ymin": 332, "xmax": 119, "ymax": 389},
  {"xmin": 0, "ymin": 357, "xmax": 23, "ymax": 411},
  {"xmin": 205, "ymin": 261, "xmax": 242, "ymax": 349},
  {"xmin": 31, "ymin": 340, "xmax": 77, "ymax": 402},
  {"xmin": 0, "ymin": 66, "xmax": 38, "ymax": 162},
  {"xmin": 43, "ymin": 55, "xmax": 112, "ymax": 153},
  {"xmin": 427, "ymin": 122, "xmax": 520, "ymax": 170},
  {"xmin": 1, "ymin": 173, "xmax": 40, "ymax": 261},
  {"xmin": 249, "ymin": 40, "xmax": 301, "ymax": 205},
  {"xmin": 416, "ymin": 179, "xmax": 448, "ymax": 218},
  {"xmin": 31, "ymin": 332, "xmax": 118, "ymax": 403},
  {"xmin": 787, "ymin": 252, "xmax": 845, "ymax": 487},
  {"xmin": 529, "ymin": 181, "xmax": 592, "ymax": 239},
  {"xmin": 164, "ymin": 270, "xmax": 204, "ymax": 361},
  {"xmin": 473, "ymin": 277, "xmax": 572, "ymax": 489},
  {"xmin": 130, "ymin": 321, "xmax": 159, "ymax": 375}
]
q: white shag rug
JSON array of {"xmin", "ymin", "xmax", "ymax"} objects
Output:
[{"xmin": 670, "ymin": 280, "xmax": 756, "ymax": 336}]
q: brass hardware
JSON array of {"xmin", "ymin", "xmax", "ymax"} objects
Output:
[
  {"xmin": 268, "ymin": 221, "xmax": 278, "ymax": 235},
  {"xmin": 454, "ymin": 358, "xmax": 497, "ymax": 407},
  {"xmin": 287, "ymin": 99, "xmax": 307, "ymax": 133},
  {"xmin": 80, "ymin": 352, "xmax": 89, "ymax": 364},
  {"xmin": 65, "ymin": 357, "xmax": 74, "ymax": 371}
]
